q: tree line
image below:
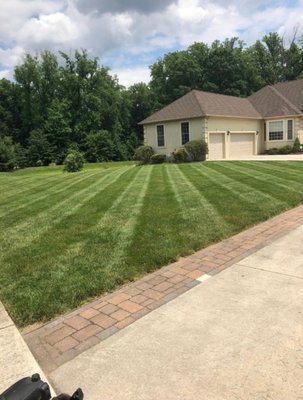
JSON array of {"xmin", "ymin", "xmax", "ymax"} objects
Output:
[{"xmin": 0, "ymin": 32, "xmax": 303, "ymax": 170}]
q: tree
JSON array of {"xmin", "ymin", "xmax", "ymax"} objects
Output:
[
  {"xmin": 150, "ymin": 50, "xmax": 201, "ymax": 106},
  {"xmin": 44, "ymin": 99, "xmax": 72, "ymax": 164},
  {"xmin": 0, "ymin": 136, "xmax": 16, "ymax": 171},
  {"xmin": 84, "ymin": 130, "xmax": 115, "ymax": 162},
  {"xmin": 27, "ymin": 130, "xmax": 52, "ymax": 166},
  {"xmin": 14, "ymin": 54, "xmax": 41, "ymax": 139},
  {"xmin": 204, "ymin": 38, "xmax": 262, "ymax": 96},
  {"xmin": 251, "ymin": 32, "xmax": 303, "ymax": 84},
  {"xmin": 126, "ymin": 83, "xmax": 154, "ymax": 140}
]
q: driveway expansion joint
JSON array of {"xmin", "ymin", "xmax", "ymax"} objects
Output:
[
  {"xmin": 0, "ymin": 323, "xmax": 14, "ymax": 331},
  {"xmin": 23, "ymin": 204, "xmax": 303, "ymax": 374},
  {"xmin": 238, "ymin": 263, "xmax": 303, "ymax": 280}
]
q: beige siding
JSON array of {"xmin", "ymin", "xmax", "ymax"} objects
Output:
[
  {"xmin": 144, "ymin": 118, "xmax": 205, "ymax": 155},
  {"xmin": 264, "ymin": 117, "xmax": 301, "ymax": 150},
  {"xmin": 143, "ymin": 115, "xmax": 303, "ymax": 157},
  {"xmin": 207, "ymin": 117, "xmax": 262, "ymax": 132},
  {"xmin": 206, "ymin": 117, "xmax": 263, "ymax": 156},
  {"xmin": 298, "ymin": 117, "xmax": 303, "ymax": 143}
]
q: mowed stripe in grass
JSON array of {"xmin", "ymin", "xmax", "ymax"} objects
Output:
[
  {"xmin": 0, "ymin": 171, "xmax": 72, "ymax": 204},
  {"xmin": 222, "ymin": 162, "xmax": 303, "ymax": 204},
  {"xmin": 0, "ymin": 166, "xmax": 146, "ymax": 324},
  {"xmin": 239, "ymin": 161, "xmax": 303, "ymax": 188},
  {"xmin": 0, "ymin": 166, "xmax": 133, "ymax": 257},
  {"xmin": 0, "ymin": 170, "xmax": 101, "ymax": 220},
  {"xmin": 211, "ymin": 162, "xmax": 300, "ymax": 205},
  {"xmin": 123, "ymin": 165, "xmax": 190, "ymax": 272},
  {"xmin": 256, "ymin": 161, "xmax": 303, "ymax": 179},
  {"xmin": 1, "ymin": 161, "xmax": 303, "ymax": 326},
  {"xmin": 166, "ymin": 164, "xmax": 230, "ymax": 240},
  {"xmin": 194, "ymin": 163, "xmax": 287, "ymax": 212}
]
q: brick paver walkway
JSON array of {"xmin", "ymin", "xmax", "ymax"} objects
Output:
[{"xmin": 23, "ymin": 205, "xmax": 303, "ymax": 373}]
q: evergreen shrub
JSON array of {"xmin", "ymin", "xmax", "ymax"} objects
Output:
[
  {"xmin": 184, "ymin": 140, "xmax": 208, "ymax": 161},
  {"xmin": 172, "ymin": 147, "xmax": 188, "ymax": 163},
  {"xmin": 133, "ymin": 145, "xmax": 154, "ymax": 164},
  {"xmin": 150, "ymin": 154, "xmax": 166, "ymax": 164},
  {"xmin": 63, "ymin": 150, "xmax": 84, "ymax": 172},
  {"xmin": 293, "ymin": 137, "xmax": 301, "ymax": 153}
]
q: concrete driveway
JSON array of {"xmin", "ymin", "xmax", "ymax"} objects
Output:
[{"xmin": 49, "ymin": 225, "xmax": 303, "ymax": 400}]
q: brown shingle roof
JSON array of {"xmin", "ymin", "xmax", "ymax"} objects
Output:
[
  {"xmin": 139, "ymin": 90, "xmax": 261, "ymax": 124},
  {"xmin": 273, "ymin": 80, "xmax": 303, "ymax": 112},
  {"xmin": 139, "ymin": 79, "xmax": 303, "ymax": 125},
  {"xmin": 248, "ymin": 82, "xmax": 302, "ymax": 117}
]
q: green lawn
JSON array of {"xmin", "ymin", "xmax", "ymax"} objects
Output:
[{"xmin": 1, "ymin": 161, "xmax": 303, "ymax": 326}]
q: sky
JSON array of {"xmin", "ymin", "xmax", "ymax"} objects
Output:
[{"xmin": 0, "ymin": 0, "xmax": 302, "ymax": 87}]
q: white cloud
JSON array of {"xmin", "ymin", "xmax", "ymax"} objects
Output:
[
  {"xmin": 0, "ymin": 0, "xmax": 64, "ymax": 41},
  {"xmin": 17, "ymin": 12, "xmax": 81, "ymax": 46},
  {"xmin": 110, "ymin": 66, "xmax": 151, "ymax": 87},
  {"xmin": 1, "ymin": 0, "xmax": 303, "ymax": 84},
  {"xmin": 0, "ymin": 69, "xmax": 11, "ymax": 80},
  {"xmin": 0, "ymin": 46, "xmax": 25, "ymax": 70}
]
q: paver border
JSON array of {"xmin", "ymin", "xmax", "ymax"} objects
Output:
[{"xmin": 23, "ymin": 205, "xmax": 303, "ymax": 373}]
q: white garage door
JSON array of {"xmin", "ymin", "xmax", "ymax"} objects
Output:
[
  {"xmin": 230, "ymin": 133, "xmax": 254, "ymax": 158},
  {"xmin": 209, "ymin": 133, "xmax": 225, "ymax": 160}
]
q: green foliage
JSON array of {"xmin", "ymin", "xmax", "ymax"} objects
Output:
[
  {"xmin": 151, "ymin": 153, "xmax": 166, "ymax": 164},
  {"xmin": 44, "ymin": 99, "xmax": 72, "ymax": 164},
  {"xmin": 278, "ymin": 145, "xmax": 292, "ymax": 155},
  {"xmin": 84, "ymin": 130, "xmax": 115, "ymax": 162},
  {"xmin": 14, "ymin": 143, "xmax": 28, "ymax": 168},
  {"xmin": 0, "ymin": 136, "xmax": 16, "ymax": 171},
  {"xmin": 266, "ymin": 148, "xmax": 279, "ymax": 155},
  {"xmin": 63, "ymin": 150, "xmax": 84, "ymax": 172},
  {"xmin": 27, "ymin": 130, "xmax": 52, "ymax": 166},
  {"xmin": 293, "ymin": 137, "xmax": 301, "ymax": 153},
  {"xmin": 184, "ymin": 139, "xmax": 208, "ymax": 161},
  {"xmin": 172, "ymin": 147, "xmax": 188, "ymax": 163},
  {"xmin": 133, "ymin": 145, "xmax": 154, "ymax": 164}
]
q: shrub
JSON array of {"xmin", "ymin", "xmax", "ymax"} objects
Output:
[
  {"xmin": 172, "ymin": 147, "xmax": 188, "ymax": 163},
  {"xmin": 266, "ymin": 148, "xmax": 279, "ymax": 155},
  {"xmin": 63, "ymin": 150, "xmax": 84, "ymax": 172},
  {"xmin": 36, "ymin": 160, "xmax": 43, "ymax": 167},
  {"xmin": 293, "ymin": 137, "xmax": 301, "ymax": 153},
  {"xmin": 151, "ymin": 154, "xmax": 166, "ymax": 164},
  {"xmin": 184, "ymin": 139, "xmax": 208, "ymax": 161},
  {"xmin": 278, "ymin": 145, "xmax": 292, "ymax": 155},
  {"xmin": 133, "ymin": 145, "xmax": 154, "ymax": 164}
]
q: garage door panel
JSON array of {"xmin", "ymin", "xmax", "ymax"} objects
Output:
[
  {"xmin": 230, "ymin": 133, "xmax": 254, "ymax": 158},
  {"xmin": 209, "ymin": 133, "xmax": 224, "ymax": 160}
]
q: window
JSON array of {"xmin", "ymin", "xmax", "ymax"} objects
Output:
[
  {"xmin": 157, "ymin": 125, "xmax": 165, "ymax": 147},
  {"xmin": 181, "ymin": 122, "xmax": 189, "ymax": 145},
  {"xmin": 268, "ymin": 121, "xmax": 283, "ymax": 141},
  {"xmin": 264, "ymin": 122, "xmax": 266, "ymax": 142},
  {"xmin": 287, "ymin": 120, "xmax": 294, "ymax": 140}
]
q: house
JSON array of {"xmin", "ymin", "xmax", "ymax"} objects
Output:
[{"xmin": 139, "ymin": 79, "xmax": 303, "ymax": 160}]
